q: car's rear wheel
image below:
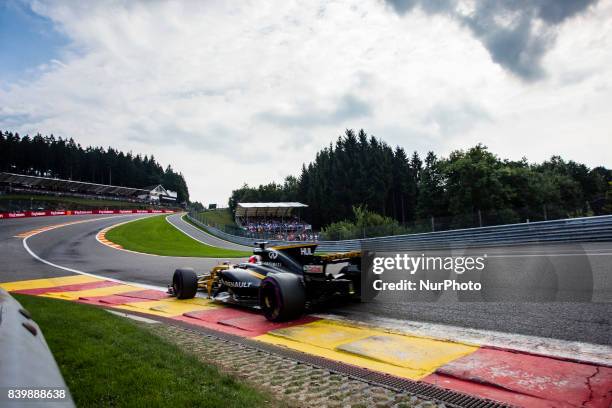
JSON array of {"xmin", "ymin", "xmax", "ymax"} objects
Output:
[
  {"xmin": 260, "ymin": 273, "xmax": 305, "ymax": 322},
  {"xmin": 173, "ymin": 268, "xmax": 198, "ymax": 299},
  {"xmin": 339, "ymin": 264, "xmax": 361, "ymax": 298}
]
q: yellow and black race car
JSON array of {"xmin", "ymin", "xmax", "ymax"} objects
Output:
[{"xmin": 169, "ymin": 242, "xmax": 361, "ymax": 321}]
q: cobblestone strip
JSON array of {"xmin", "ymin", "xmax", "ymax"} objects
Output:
[{"xmin": 144, "ymin": 322, "xmax": 444, "ymax": 408}]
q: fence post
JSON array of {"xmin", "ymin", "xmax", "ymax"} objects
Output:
[
  {"xmin": 478, "ymin": 209, "xmax": 482, "ymax": 227},
  {"xmin": 431, "ymin": 216, "xmax": 435, "ymax": 232}
]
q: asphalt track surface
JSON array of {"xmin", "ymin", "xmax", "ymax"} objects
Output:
[
  {"xmin": 165, "ymin": 213, "xmax": 252, "ymax": 251},
  {"xmin": 0, "ymin": 214, "xmax": 240, "ymax": 287},
  {"xmin": 1, "ymin": 213, "xmax": 611, "ymax": 345}
]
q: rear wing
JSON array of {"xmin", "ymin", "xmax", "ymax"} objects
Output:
[
  {"xmin": 270, "ymin": 243, "xmax": 318, "ymax": 259},
  {"xmin": 269, "ymin": 243, "xmax": 361, "ymax": 262},
  {"xmin": 264, "ymin": 243, "xmax": 361, "ymax": 271}
]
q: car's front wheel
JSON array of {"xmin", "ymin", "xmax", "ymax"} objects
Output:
[
  {"xmin": 260, "ymin": 273, "xmax": 305, "ymax": 322},
  {"xmin": 172, "ymin": 268, "xmax": 198, "ymax": 299}
]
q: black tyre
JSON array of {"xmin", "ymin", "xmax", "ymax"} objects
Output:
[
  {"xmin": 173, "ymin": 268, "xmax": 198, "ymax": 299},
  {"xmin": 260, "ymin": 273, "xmax": 305, "ymax": 322}
]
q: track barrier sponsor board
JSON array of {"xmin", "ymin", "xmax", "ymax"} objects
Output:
[{"xmin": 0, "ymin": 209, "xmax": 175, "ymax": 219}]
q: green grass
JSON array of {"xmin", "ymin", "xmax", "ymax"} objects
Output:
[
  {"xmin": 105, "ymin": 214, "xmax": 250, "ymax": 258},
  {"xmin": 198, "ymin": 208, "xmax": 236, "ymax": 227},
  {"xmin": 14, "ymin": 294, "xmax": 279, "ymax": 408},
  {"xmin": 183, "ymin": 215, "xmax": 235, "ymax": 238}
]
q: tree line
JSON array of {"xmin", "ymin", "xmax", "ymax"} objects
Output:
[
  {"xmin": 0, "ymin": 131, "xmax": 189, "ymax": 202},
  {"xmin": 229, "ymin": 129, "xmax": 612, "ymax": 230}
]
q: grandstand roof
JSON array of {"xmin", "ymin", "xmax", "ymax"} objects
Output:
[
  {"xmin": 236, "ymin": 202, "xmax": 308, "ymax": 217},
  {"xmin": 0, "ymin": 172, "xmax": 150, "ymax": 197}
]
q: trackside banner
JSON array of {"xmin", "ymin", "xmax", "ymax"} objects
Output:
[{"xmin": 0, "ymin": 209, "xmax": 175, "ymax": 219}]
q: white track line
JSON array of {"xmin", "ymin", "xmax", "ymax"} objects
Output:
[
  {"xmin": 317, "ymin": 313, "xmax": 612, "ymax": 367},
  {"xmin": 105, "ymin": 309, "xmax": 160, "ymax": 323},
  {"xmin": 21, "ymin": 215, "xmax": 612, "ymax": 366},
  {"xmin": 166, "ymin": 213, "xmax": 251, "ymax": 251},
  {"xmin": 21, "ymin": 215, "xmax": 167, "ymax": 291},
  {"xmin": 485, "ymin": 252, "xmax": 612, "ymax": 258},
  {"xmin": 165, "ymin": 213, "xmax": 215, "ymax": 247},
  {"xmin": 94, "ymin": 213, "xmax": 239, "ymax": 260},
  {"xmin": 185, "ymin": 214, "xmax": 253, "ymax": 250}
]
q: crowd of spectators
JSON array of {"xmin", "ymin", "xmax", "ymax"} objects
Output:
[
  {"xmin": 239, "ymin": 216, "xmax": 318, "ymax": 241},
  {"xmin": 271, "ymin": 231, "xmax": 319, "ymax": 241}
]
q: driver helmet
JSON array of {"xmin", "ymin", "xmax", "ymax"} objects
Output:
[{"xmin": 248, "ymin": 254, "xmax": 262, "ymax": 264}]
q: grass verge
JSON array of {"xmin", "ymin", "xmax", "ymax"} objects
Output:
[
  {"xmin": 14, "ymin": 294, "xmax": 280, "ymax": 408},
  {"xmin": 197, "ymin": 208, "xmax": 237, "ymax": 227},
  {"xmin": 105, "ymin": 215, "xmax": 250, "ymax": 258},
  {"xmin": 183, "ymin": 214, "xmax": 234, "ymax": 239}
]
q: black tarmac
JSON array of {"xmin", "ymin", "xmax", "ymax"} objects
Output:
[{"xmin": 1, "ymin": 213, "xmax": 610, "ymax": 345}]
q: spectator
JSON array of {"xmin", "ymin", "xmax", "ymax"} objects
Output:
[{"xmin": 239, "ymin": 216, "xmax": 317, "ymax": 241}]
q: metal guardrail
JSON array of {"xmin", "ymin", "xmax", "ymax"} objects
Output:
[
  {"xmin": 0, "ymin": 289, "xmax": 74, "ymax": 407},
  {"xmin": 188, "ymin": 213, "xmax": 612, "ymax": 252},
  {"xmin": 187, "ymin": 215, "xmax": 292, "ymax": 247}
]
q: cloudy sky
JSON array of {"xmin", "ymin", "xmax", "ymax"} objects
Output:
[{"xmin": 1, "ymin": 0, "xmax": 610, "ymax": 204}]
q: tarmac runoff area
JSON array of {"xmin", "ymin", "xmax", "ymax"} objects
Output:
[{"xmin": 1, "ymin": 214, "xmax": 612, "ymax": 407}]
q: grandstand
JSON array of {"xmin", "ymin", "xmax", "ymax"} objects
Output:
[
  {"xmin": 0, "ymin": 172, "xmax": 177, "ymax": 206},
  {"xmin": 235, "ymin": 202, "xmax": 316, "ymax": 241}
]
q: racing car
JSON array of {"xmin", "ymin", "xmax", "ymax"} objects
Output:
[{"xmin": 169, "ymin": 242, "xmax": 362, "ymax": 321}]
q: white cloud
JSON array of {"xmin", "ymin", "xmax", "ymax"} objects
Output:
[{"xmin": 1, "ymin": 0, "xmax": 611, "ymax": 204}]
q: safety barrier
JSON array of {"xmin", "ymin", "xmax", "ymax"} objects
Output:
[
  {"xmin": 0, "ymin": 209, "xmax": 174, "ymax": 219},
  {"xmin": 187, "ymin": 213, "xmax": 612, "ymax": 252},
  {"xmin": 0, "ymin": 289, "xmax": 74, "ymax": 407}
]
